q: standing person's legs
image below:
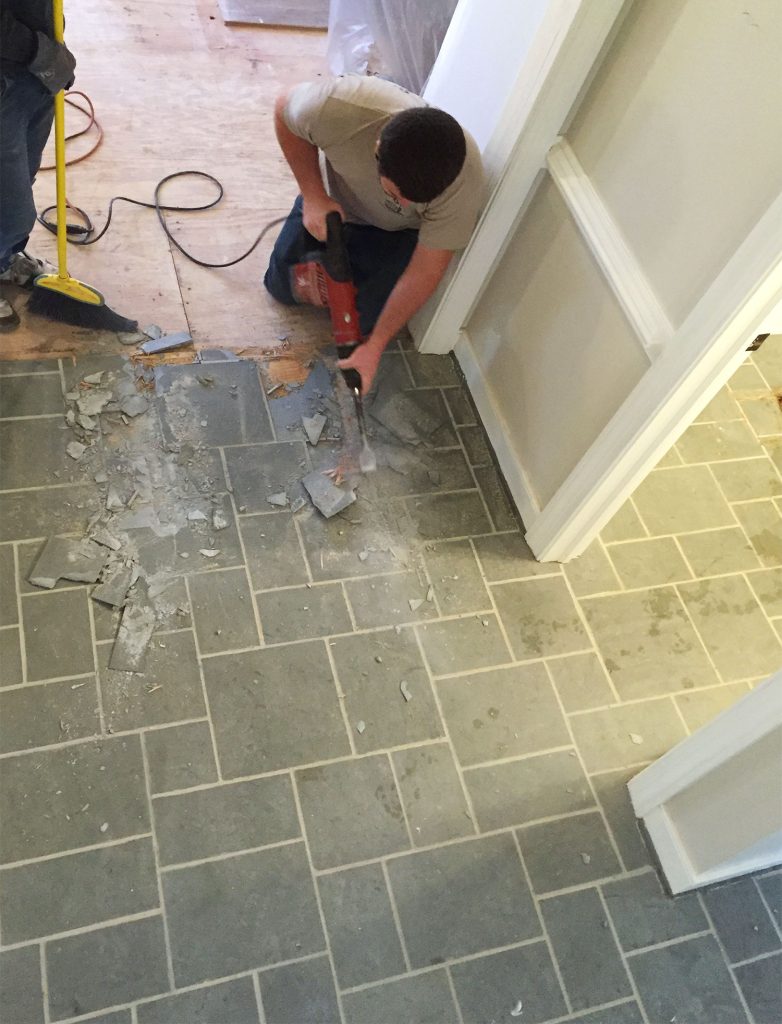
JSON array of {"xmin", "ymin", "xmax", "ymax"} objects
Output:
[{"xmin": 0, "ymin": 73, "xmax": 54, "ymax": 273}]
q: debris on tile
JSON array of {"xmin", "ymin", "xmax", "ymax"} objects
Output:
[
  {"xmin": 140, "ymin": 330, "xmax": 192, "ymax": 355},
  {"xmin": 109, "ymin": 590, "xmax": 156, "ymax": 672},
  {"xmin": 118, "ymin": 330, "xmax": 146, "ymax": 346},
  {"xmin": 358, "ymin": 550, "xmax": 369, "ymax": 562},
  {"xmin": 83, "ymin": 372, "xmax": 104, "ymax": 385},
  {"xmin": 100, "ymin": 822, "xmax": 109, "ymax": 833},
  {"xmin": 66, "ymin": 441, "xmax": 86, "ymax": 460},
  {"xmin": 28, "ymin": 536, "xmax": 110, "ymax": 589},
  {"xmin": 510, "ymin": 1000, "xmax": 523, "ymax": 1017},
  {"xmin": 427, "ymin": 468, "xmax": 441, "ymax": 485},
  {"xmin": 267, "ymin": 492, "xmax": 289, "ymax": 508},
  {"xmin": 199, "ymin": 549, "xmax": 220, "ymax": 558},
  {"xmin": 143, "ymin": 324, "xmax": 163, "ymax": 340},
  {"xmin": 266, "ymin": 382, "xmax": 283, "ymax": 396},
  {"xmin": 375, "ymin": 655, "xmax": 383, "ymax": 663},
  {"xmin": 400, "ymin": 680, "xmax": 412, "ymax": 702},
  {"xmin": 302, "ymin": 413, "xmax": 327, "ymax": 446},
  {"xmin": 290, "ymin": 496, "xmax": 306, "ymax": 514},
  {"xmin": 212, "ymin": 510, "xmax": 229, "ymax": 531},
  {"xmin": 408, "ymin": 597, "xmax": 424, "ymax": 612},
  {"xmin": 90, "ymin": 527, "xmax": 122, "ymax": 551},
  {"xmin": 77, "ymin": 389, "xmax": 113, "ymax": 417},
  {"xmin": 65, "ymin": 408, "xmax": 77, "ymax": 427},
  {"xmin": 629, "ymin": 733, "xmax": 643, "ymax": 745},
  {"xmin": 196, "ymin": 375, "xmax": 215, "ymax": 387},
  {"xmin": 78, "ymin": 414, "xmax": 97, "ymax": 431},
  {"xmin": 386, "ymin": 450, "xmax": 409, "ymax": 475},
  {"xmin": 187, "ymin": 510, "xmax": 208, "ymax": 522},
  {"xmin": 580, "ymin": 852, "xmax": 592, "ymax": 865},
  {"xmin": 92, "ymin": 565, "xmax": 134, "ymax": 608},
  {"xmin": 426, "ymin": 586, "xmax": 434, "ymax": 602},
  {"xmin": 119, "ymin": 394, "xmax": 149, "ymax": 418},
  {"xmin": 93, "ymin": 471, "xmax": 108, "ymax": 485},
  {"xmin": 302, "ymin": 471, "xmax": 356, "ymax": 519},
  {"xmin": 369, "ymin": 387, "xmax": 443, "ymax": 445},
  {"xmin": 106, "ymin": 487, "xmax": 124, "ymax": 512},
  {"xmin": 356, "ymin": 720, "xmax": 366, "ymax": 734}
]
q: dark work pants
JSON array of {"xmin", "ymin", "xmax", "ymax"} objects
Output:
[
  {"xmin": 263, "ymin": 195, "xmax": 418, "ymax": 337},
  {"xmin": 0, "ymin": 72, "xmax": 54, "ymax": 273}
]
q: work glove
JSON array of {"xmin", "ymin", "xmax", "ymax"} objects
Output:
[{"xmin": 28, "ymin": 32, "xmax": 76, "ymax": 94}]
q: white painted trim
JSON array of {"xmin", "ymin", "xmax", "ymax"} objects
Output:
[
  {"xmin": 525, "ymin": 191, "xmax": 782, "ymax": 561},
  {"xmin": 642, "ymin": 807, "xmax": 698, "ymax": 894},
  {"xmin": 418, "ymin": 0, "xmax": 627, "ymax": 355},
  {"xmin": 546, "ymin": 140, "xmax": 673, "ymax": 360},
  {"xmin": 454, "ymin": 333, "xmax": 539, "ymax": 527}
]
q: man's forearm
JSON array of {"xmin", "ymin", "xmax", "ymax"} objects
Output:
[{"xmin": 367, "ymin": 248, "xmax": 452, "ymax": 354}]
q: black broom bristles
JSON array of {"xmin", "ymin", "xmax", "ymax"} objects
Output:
[{"xmin": 26, "ymin": 287, "xmax": 138, "ymax": 333}]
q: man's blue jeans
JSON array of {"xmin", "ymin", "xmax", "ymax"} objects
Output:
[
  {"xmin": 0, "ymin": 72, "xmax": 54, "ymax": 273},
  {"xmin": 264, "ymin": 195, "xmax": 418, "ymax": 337}
]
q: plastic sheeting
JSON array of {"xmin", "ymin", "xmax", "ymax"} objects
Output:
[{"xmin": 326, "ymin": 0, "xmax": 459, "ymax": 95}]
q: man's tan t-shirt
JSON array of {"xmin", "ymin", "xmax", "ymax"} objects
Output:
[{"xmin": 283, "ymin": 75, "xmax": 485, "ymax": 252}]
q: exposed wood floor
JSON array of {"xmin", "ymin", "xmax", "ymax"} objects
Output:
[{"xmin": 3, "ymin": 0, "xmax": 326, "ymax": 362}]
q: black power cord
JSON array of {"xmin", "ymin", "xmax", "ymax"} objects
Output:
[{"xmin": 37, "ymin": 170, "xmax": 286, "ymax": 268}]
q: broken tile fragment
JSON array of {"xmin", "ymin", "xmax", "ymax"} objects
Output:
[
  {"xmin": 119, "ymin": 394, "xmax": 149, "ymax": 418},
  {"xmin": 267, "ymin": 492, "xmax": 289, "ymax": 508},
  {"xmin": 78, "ymin": 414, "xmax": 97, "ymax": 431},
  {"xmin": 106, "ymin": 487, "xmax": 124, "ymax": 512},
  {"xmin": 187, "ymin": 510, "xmax": 208, "ymax": 522},
  {"xmin": 90, "ymin": 527, "xmax": 122, "ymax": 551},
  {"xmin": 83, "ymin": 372, "xmax": 104, "ymax": 385},
  {"xmin": 92, "ymin": 565, "xmax": 134, "ymax": 608},
  {"xmin": 199, "ymin": 549, "xmax": 220, "ymax": 558},
  {"xmin": 212, "ymin": 510, "xmax": 229, "ymax": 531},
  {"xmin": 301, "ymin": 471, "xmax": 356, "ymax": 519},
  {"xmin": 28, "ymin": 536, "xmax": 110, "ymax": 589},
  {"xmin": 369, "ymin": 386, "xmax": 444, "ymax": 445},
  {"xmin": 408, "ymin": 597, "xmax": 424, "ymax": 612},
  {"xmin": 76, "ymin": 389, "xmax": 113, "ymax": 417},
  {"xmin": 143, "ymin": 324, "xmax": 163, "ymax": 339},
  {"xmin": 140, "ymin": 330, "xmax": 192, "ymax": 355},
  {"xmin": 302, "ymin": 413, "xmax": 327, "ymax": 446},
  {"xmin": 109, "ymin": 594, "xmax": 156, "ymax": 672},
  {"xmin": 66, "ymin": 441, "xmax": 86, "ymax": 460},
  {"xmin": 400, "ymin": 680, "xmax": 413, "ymax": 702}
]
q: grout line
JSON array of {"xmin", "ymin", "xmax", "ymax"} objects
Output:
[
  {"xmin": 671, "ymin": 580, "xmax": 727, "ymax": 685},
  {"xmin": 410, "ymin": 625, "xmax": 479, "ymax": 836},
  {"xmin": 381, "ymin": 858, "xmax": 411, "ymax": 973},
  {"xmin": 323, "ymin": 637, "xmax": 358, "ymax": 757},
  {"xmin": 85, "ymin": 596, "xmax": 106, "ymax": 736},
  {"xmin": 732, "ymin": 946, "xmax": 782, "ymax": 969},
  {"xmin": 340, "ymin": 580, "xmax": 358, "ymax": 632},
  {"xmin": 158, "ymin": 837, "xmax": 303, "ymax": 873},
  {"xmin": 139, "ymin": 734, "xmax": 176, "ymax": 991},
  {"xmin": 558, "ymin": 571, "xmax": 621, "ymax": 704},
  {"xmin": 130, "ymin": 1004, "xmax": 138, "ymax": 1024},
  {"xmin": 596, "ymin": 886, "xmax": 650, "ymax": 1024},
  {"xmin": 0, "ymin": 370, "xmax": 61, "ymax": 378},
  {"xmin": 0, "ymin": 833, "xmax": 154, "ymax": 872},
  {"xmin": 670, "ymin": 694, "xmax": 692, "ymax": 736},
  {"xmin": 0, "ymin": 670, "xmax": 96, "ymax": 693},
  {"xmin": 40, "ymin": 942, "xmax": 51, "ymax": 1024},
  {"xmin": 252, "ymin": 970, "xmax": 266, "ymax": 1024},
  {"xmin": 12, "ymin": 543, "xmax": 27, "ymax": 684},
  {"xmin": 386, "ymin": 752, "xmax": 415, "ymax": 850},
  {"xmin": 740, "ymin": 569, "xmax": 782, "ymax": 644},
  {"xmin": 445, "ymin": 965, "xmax": 465, "ymax": 1024},
  {"xmin": 289, "ymin": 772, "xmax": 347, "ymax": 1024},
  {"xmin": 510, "ymin": 829, "xmax": 572, "ymax": 1016},
  {"xmin": 696, "ymin": 892, "xmax": 756, "ymax": 1023},
  {"xmin": 753, "ymin": 875, "xmax": 782, "ymax": 945},
  {"xmin": 622, "ymin": 928, "xmax": 714, "ymax": 958},
  {"xmin": 0, "ymin": 413, "xmax": 65, "ymax": 422},
  {"xmin": 2, "ymin": 909, "xmax": 164, "ymax": 954},
  {"xmin": 628, "ymin": 495, "xmax": 651, "ymax": 538},
  {"xmin": 224, "ymin": 478, "xmax": 267, "ymax": 649},
  {"xmin": 291, "ymin": 513, "xmax": 315, "ymax": 586},
  {"xmin": 183, "ymin": 575, "xmax": 224, "ymax": 782}
]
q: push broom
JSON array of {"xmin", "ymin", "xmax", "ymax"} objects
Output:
[{"xmin": 27, "ymin": 0, "xmax": 138, "ymax": 331}]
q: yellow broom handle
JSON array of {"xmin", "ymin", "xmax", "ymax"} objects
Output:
[{"xmin": 52, "ymin": 0, "xmax": 69, "ymax": 280}]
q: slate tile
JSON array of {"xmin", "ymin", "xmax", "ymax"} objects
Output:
[
  {"xmin": 345, "ymin": 571, "xmax": 439, "ymax": 628},
  {"xmin": 632, "ymin": 466, "xmax": 735, "ymax": 535},
  {"xmin": 0, "ymin": 626, "xmax": 23, "ymax": 686},
  {"xmin": 474, "ymin": 464, "xmax": 519, "ymax": 531},
  {"xmin": 224, "ymin": 442, "xmax": 307, "ymax": 512},
  {"xmin": 392, "ymin": 743, "xmax": 472, "ymax": 845},
  {"xmin": 451, "ymin": 941, "xmax": 567, "ymax": 1024},
  {"xmin": 735, "ymin": 952, "xmax": 782, "ymax": 1024},
  {"xmin": 164, "ymin": 844, "xmax": 324, "ymax": 985},
  {"xmin": 0, "ymin": 374, "xmax": 63, "ymax": 416},
  {"xmin": 465, "ymin": 750, "xmax": 594, "ymax": 831},
  {"xmin": 387, "ymin": 834, "xmax": 539, "ymax": 966},
  {"xmin": 752, "ymin": 392, "xmax": 782, "ymax": 433},
  {"xmin": 493, "ymin": 577, "xmax": 588, "ymax": 659},
  {"xmin": 582, "ymin": 587, "xmax": 718, "ymax": 699},
  {"xmin": 711, "ymin": 457, "xmax": 782, "ymax": 500},
  {"xmin": 541, "ymin": 887, "xmax": 632, "ymax": 1011},
  {"xmin": 547, "ymin": 652, "xmax": 615, "ymax": 712},
  {"xmin": 473, "ymin": 531, "xmax": 561, "ymax": 581},
  {"xmin": 678, "ymin": 576, "xmax": 782, "ymax": 680},
  {"xmin": 0, "ymin": 359, "xmax": 59, "ymax": 375},
  {"xmin": 144, "ymin": 721, "xmax": 218, "ymax": 793},
  {"xmin": 240, "ymin": 512, "xmax": 309, "ymax": 589},
  {"xmin": 69, "ymin": 1013, "xmax": 131, "ymax": 1024},
  {"xmin": 404, "ymin": 490, "xmax": 491, "ymax": 539},
  {"xmin": 0, "ymin": 484, "xmax": 100, "ymax": 543},
  {"xmin": 155, "ymin": 361, "xmax": 272, "ymax": 446},
  {"xmin": 153, "ymin": 775, "xmax": 299, "ymax": 865},
  {"xmin": 460, "ymin": 424, "xmax": 491, "ymax": 466},
  {"xmin": 97, "ymin": 631, "xmax": 205, "ymax": 733},
  {"xmin": 747, "ymin": 567, "xmax": 782, "ymax": 617},
  {"xmin": 0, "ymin": 946, "xmax": 44, "ymax": 1024},
  {"xmin": 0, "ymin": 418, "xmax": 95, "ymax": 490},
  {"xmin": 703, "ymin": 877, "xmax": 781, "ymax": 963},
  {"xmin": 629, "ymin": 935, "xmax": 748, "ymax": 1024},
  {"xmin": 0, "ymin": 736, "xmax": 149, "ymax": 863},
  {"xmin": 361, "ymin": 447, "xmax": 473, "ymax": 499},
  {"xmin": 21, "ymin": 590, "xmax": 93, "ymax": 681},
  {"xmin": 675, "ymin": 682, "xmax": 750, "ymax": 732},
  {"xmin": 438, "ymin": 663, "xmax": 569, "ymax": 766},
  {"xmin": 404, "ymin": 351, "xmax": 460, "ymax": 387},
  {"xmin": 729, "ymin": 360, "xmax": 768, "ymax": 392},
  {"xmin": 0, "ymin": 837, "xmax": 158, "ymax": 943},
  {"xmin": 257, "ymin": 582, "xmax": 351, "ymax": 643},
  {"xmin": 296, "ymin": 755, "xmax": 409, "ymax": 869},
  {"xmin": 517, "ymin": 811, "xmax": 621, "ymax": 893},
  {"xmin": 757, "ymin": 871, "xmax": 782, "ymax": 930},
  {"xmin": 0, "ymin": 544, "xmax": 17, "ymax": 624},
  {"xmin": 734, "ymin": 499, "xmax": 782, "ymax": 567},
  {"xmin": 564, "ymin": 540, "xmax": 621, "ymax": 597},
  {"xmin": 47, "ymin": 916, "xmax": 169, "ymax": 1020},
  {"xmin": 173, "ymin": 494, "xmax": 245, "ymax": 569},
  {"xmin": 372, "ymin": 386, "xmax": 458, "ymax": 447},
  {"xmin": 188, "ymin": 567, "xmax": 259, "ymax": 654},
  {"xmin": 603, "ymin": 870, "xmax": 707, "ymax": 951},
  {"xmin": 418, "ymin": 614, "xmax": 511, "ymax": 675},
  {"xmin": 591, "ymin": 769, "xmax": 653, "ymax": 872},
  {"xmin": 569, "ymin": 698, "xmax": 686, "ymax": 773},
  {"xmin": 753, "ymin": 338, "xmax": 782, "ymax": 389},
  {"xmin": 422, "ymin": 539, "xmax": 491, "ymax": 613},
  {"xmin": 136, "ymin": 977, "xmax": 260, "ymax": 1024},
  {"xmin": 330, "ymin": 629, "xmax": 443, "ymax": 752},
  {"xmin": 677, "ymin": 420, "xmax": 760, "ymax": 462},
  {"xmin": 678, "ymin": 527, "xmax": 762, "ymax": 576},
  {"xmin": 695, "ymin": 387, "xmax": 743, "ymax": 423},
  {"xmin": 259, "ymin": 956, "xmax": 339, "ymax": 1024},
  {"xmin": 0, "ymin": 677, "xmax": 99, "ymax": 754},
  {"xmin": 567, "ymin": 1004, "xmax": 644, "ymax": 1024},
  {"xmin": 319, "ymin": 863, "xmax": 405, "ymax": 987},
  {"xmin": 444, "ymin": 386, "xmax": 477, "ymax": 426},
  {"xmin": 608, "ymin": 536, "xmax": 693, "ymax": 587},
  {"xmin": 342, "ymin": 972, "xmax": 457, "ymax": 1024},
  {"xmin": 601, "ymin": 500, "xmax": 647, "ymax": 543},
  {"xmin": 203, "ymin": 642, "xmax": 350, "ymax": 777}
]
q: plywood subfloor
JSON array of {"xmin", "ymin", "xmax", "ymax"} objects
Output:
[
  {"xmin": 3, "ymin": 0, "xmax": 326, "ymax": 363},
  {"xmin": 219, "ymin": 0, "xmax": 329, "ymax": 30}
]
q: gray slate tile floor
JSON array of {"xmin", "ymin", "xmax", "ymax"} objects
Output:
[{"xmin": 0, "ymin": 340, "xmax": 780, "ymax": 1023}]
